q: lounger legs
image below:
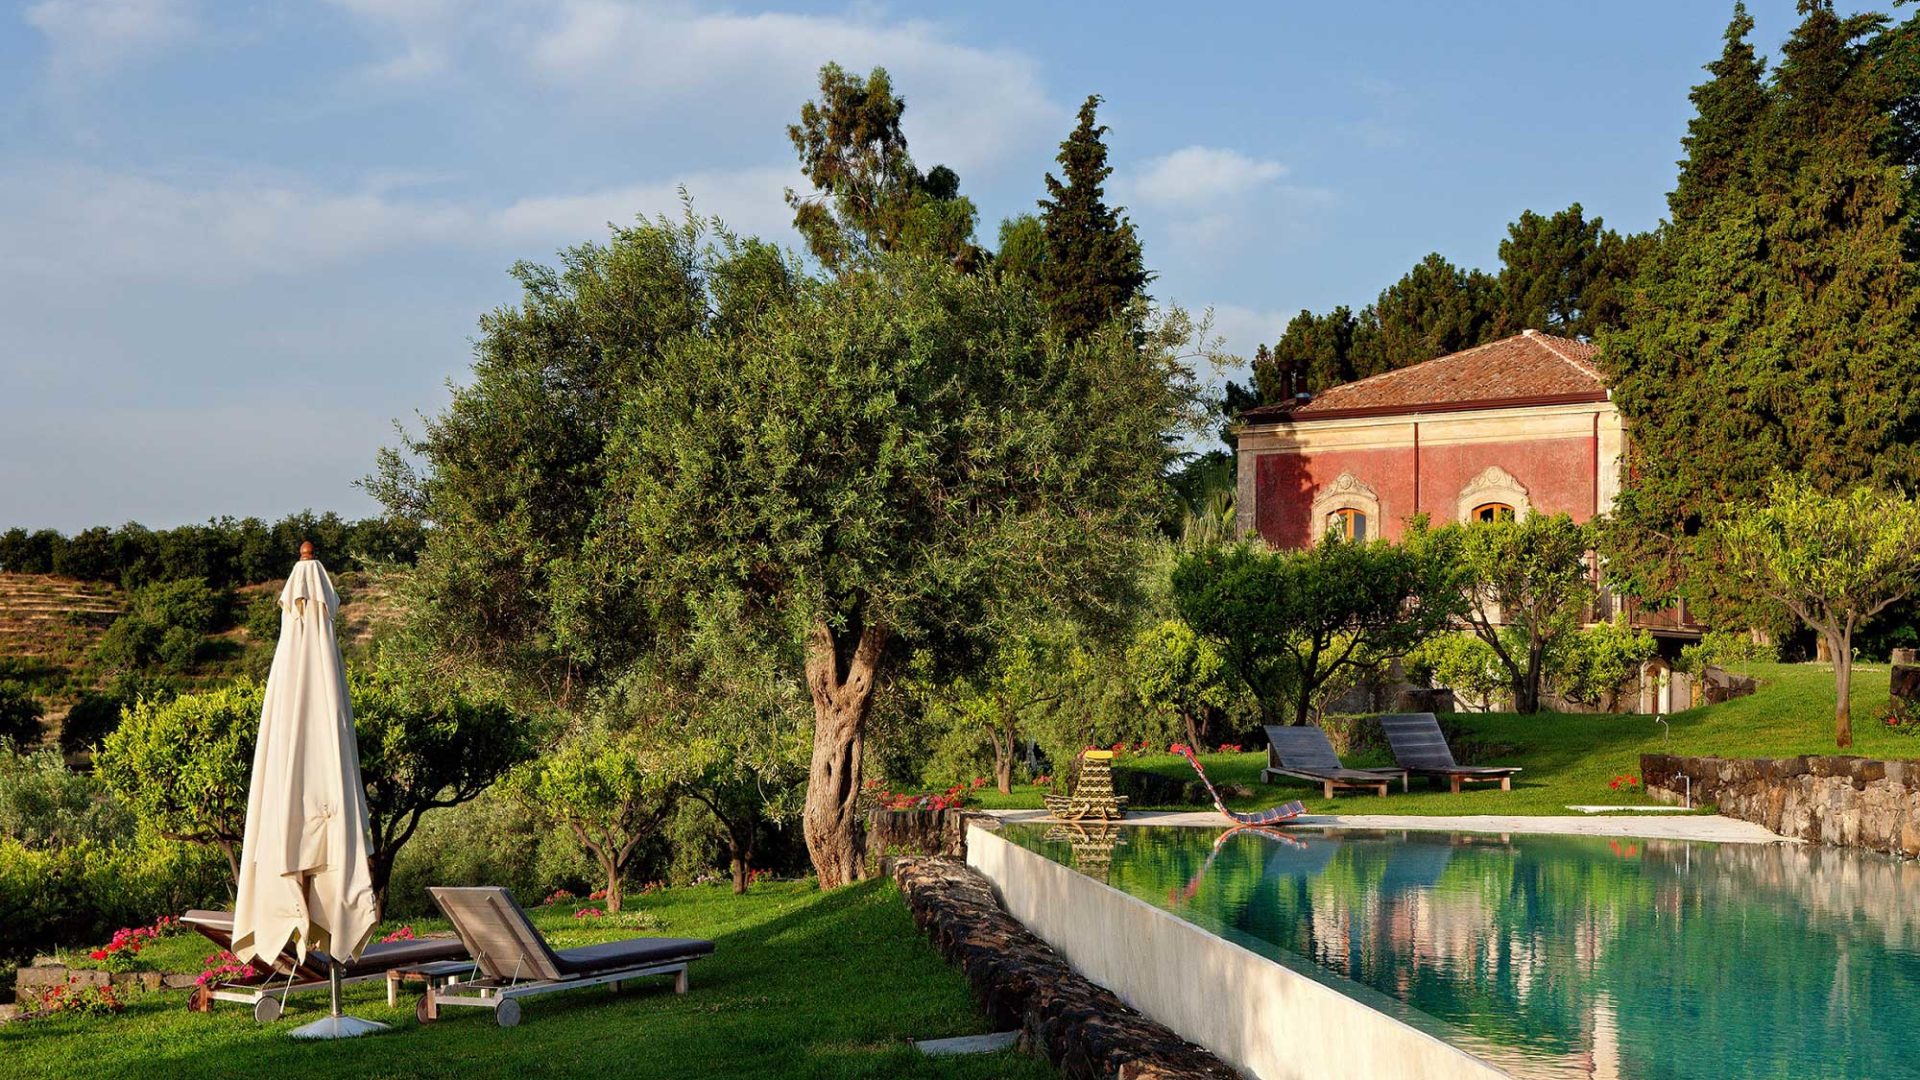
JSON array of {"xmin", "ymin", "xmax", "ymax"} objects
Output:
[
  {"xmin": 1500, "ymin": 776, "xmax": 1512, "ymax": 791},
  {"xmin": 387, "ymin": 971, "xmax": 399, "ymax": 1007},
  {"xmin": 674, "ymin": 968, "xmax": 689, "ymax": 995},
  {"xmin": 1450, "ymin": 776, "xmax": 1463, "ymax": 795}
]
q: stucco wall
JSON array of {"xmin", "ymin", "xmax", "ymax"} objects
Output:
[
  {"xmin": 1241, "ymin": 402, "xmax": 1621, "ymax": 549},
  {"xmin": 967, "ymin": 825, "xmax": 1505, "ymax": 1080}
]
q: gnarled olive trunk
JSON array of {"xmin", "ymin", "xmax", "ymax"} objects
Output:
[{"xmin": 803, "ymin": 620, "xmax": 886, "ymax": 889}]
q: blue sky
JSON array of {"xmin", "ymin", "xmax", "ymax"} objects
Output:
[{"xmin": 0, "ymin": 1, "xmax": 1843, "ymax": 531}]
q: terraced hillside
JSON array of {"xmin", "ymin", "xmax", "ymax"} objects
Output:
[{"xmin": 0, "ymin": 574, "xmax": 125, "ymax": 686}]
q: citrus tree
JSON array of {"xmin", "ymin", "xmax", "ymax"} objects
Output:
[{"xmin": 1719, "ymin": 477, "xmax": 1920, "ymax": 746}]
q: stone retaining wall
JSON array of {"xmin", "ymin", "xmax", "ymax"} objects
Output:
[
  {"xmin": 1641, "ymin": 753, "xmax": 1920, "ymax": 857},
  {"xmin": 893, "ymin": 856, "xmax": 1236, "ymax": 1080}
]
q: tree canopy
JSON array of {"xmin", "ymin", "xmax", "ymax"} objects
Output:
[
  {"xmin": 1036, "ymin": 95, "xmax": 1149, "ymax": 341},
  {"xmin": 1602, "ymin": 2, "xmax": 1920, "ymax": 617}
]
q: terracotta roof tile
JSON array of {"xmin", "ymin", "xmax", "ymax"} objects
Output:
[{"xmin": 1243, "ymin": 330, "xmax": 1605, "ymax": 422}]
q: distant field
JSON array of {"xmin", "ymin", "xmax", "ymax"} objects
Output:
[{"xmin": 974, "ymin": 662, "xmax": 1902, "ymax": 817}]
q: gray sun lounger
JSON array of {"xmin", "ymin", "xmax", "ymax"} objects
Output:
[
  {"xmin": 1378, "ymin": 712, "xmax": 1522, "ymax": 793},
  {"xmin": 425, "ymin": 885, "xmax": 715, "ymax": 1027},
  {"xmin": 1262, "ymin": 725, "xmax": 1406, "ymax": 798},
  {"xmin": 182, "ymin": 909, "xmax": 472, "ymax": 1022}
]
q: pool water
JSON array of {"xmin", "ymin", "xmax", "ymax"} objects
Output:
[{"xmin": 998, "ymin": 822, "xmax": 1920, "ymax": 1080}]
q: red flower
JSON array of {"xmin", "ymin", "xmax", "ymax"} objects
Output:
[{"xmin": 89, "ymin": 950, "xmax": 107, "ymax": 961}]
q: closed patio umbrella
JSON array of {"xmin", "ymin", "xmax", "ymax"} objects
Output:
[{"xmin": 231, "ymin": 541, "xmax": 383, "ymax": 1038}]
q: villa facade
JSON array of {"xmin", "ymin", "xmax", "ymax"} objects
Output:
[{"xmin": 1234, "ymin": 330, "xmax": 1624, "ymax": 547}]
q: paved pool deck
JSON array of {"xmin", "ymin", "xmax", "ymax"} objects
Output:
[{"xmin": 980, "ymin": 808, "xmax": 1791, "ymax": 844}]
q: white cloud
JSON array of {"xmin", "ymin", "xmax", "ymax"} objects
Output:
[
  {"xmin": 0, "ymin": 163, "xmax": 803, "ymax": 286},
  {"xmin": 23, "ymin": 0, "xmax": 195, "ymax": 80},
  {"xmin": 323, "ymin": 1, "xmax": 1065, "ymax": 178},
  {"xmin": 1129, "ymin": 146, "xmax": 1288, "ymax": 207},
  {"xmin": 491, "ymin": 166, "xmax": 800, "ymax": 244}
]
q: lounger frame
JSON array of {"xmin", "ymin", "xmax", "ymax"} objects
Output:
[
  {"xmin": 426, "ymin": 885, "xmax": 710, "ymax": 1027},
  {"xmin": 1377, "ymin": 712, "xmax": 1523, "ymax": 794},
  {"xmin": 181, "ymin": 910, "xmax": 471, "ymax": 1022},
  {"xmin": 1261, "ymin": 725, "xmax": 1406, "ymax": 798},
  {"xmin": 423, "ymin": 959, "xmax": 693, "ymax": 1027}
]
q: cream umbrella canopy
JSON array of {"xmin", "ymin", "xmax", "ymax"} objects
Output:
[{"xmin": 231, "ymin": 542, "xmax": 382, "ymax": 1038}]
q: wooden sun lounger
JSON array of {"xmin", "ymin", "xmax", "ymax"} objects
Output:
[
  {"xmin": 1261, "ymin": 725, "xmax": 1406, "ymax": 798},
  {"xmin": 1378, "ymin": 712, "xmax": 1522, "ymax": 794},
  {"xmin": 182, "ymin": 909, "xmax": 471, "ymax": 1022},
  {"xmin": 425, "ymin": 886, "xmax": 714, "ymax": 1027}
]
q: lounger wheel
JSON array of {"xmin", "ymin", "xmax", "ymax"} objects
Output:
[
  {"xmin": 415, "ymin": 996, "xmax": 435, "ymax": 1024},
  {"xmin": 253, "ymin": 997, "xmax": 283, "ymax": 1023},
  {"xmin": 495, "ymin": 999, "xmax": 522, "ymax": 1028}
]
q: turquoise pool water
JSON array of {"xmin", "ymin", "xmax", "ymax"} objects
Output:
[{"xmin": 998, "ymin": 822, "xmax": 1920, "ymax": 1079}]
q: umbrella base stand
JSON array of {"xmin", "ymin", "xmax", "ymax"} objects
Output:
[
  {"xmin": 289, "ymin": 1014, "xmax": 390, "ymax": 1039},
  {"xmin": 287, "ymin": 964, "xmax": 389, "ymax": 1039}
]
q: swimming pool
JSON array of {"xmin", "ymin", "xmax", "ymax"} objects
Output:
[{"xmin": 996, "ymin": 821, "xmax": 1920, "ymax": 1079}]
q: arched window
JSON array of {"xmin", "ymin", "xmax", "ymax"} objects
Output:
[
  {"xmin": 1326, "ymin": 508, "xmax": 1368, "ymax": 541},
  {"xmin": 1472, "ymin": 502, "xmax": 1515, "ymax": 524}
]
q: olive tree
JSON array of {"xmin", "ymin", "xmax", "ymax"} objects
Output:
[
  {"xmin": 599, "ymin": 257, "xmax": 1201, "ymax": 887},
  {"xmin": 1719, "ymin": 477, "xmax": 1920, "ymax": 747},
  {"xmin": 1127, "ymin": 619, "xmax": 1233, "ymax": 751}
]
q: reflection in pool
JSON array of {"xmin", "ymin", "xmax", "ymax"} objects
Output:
[{"xmin": 996, "ymin": 822, "xmax": 1920, "ymax": 1079}]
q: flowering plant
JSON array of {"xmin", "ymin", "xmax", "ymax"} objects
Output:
[
  {"xmin": 1608, "ymin": 775, "xmax": 1643, "ymax": 793},
  {"xmin": 87, "ymin": 918, "xmax": 172, "ymax": 972},
  {"xmin": 1218, "ymin": 743, "xmax": 1244, "ymax": 754},
  {"xmin": 196, "ymin": 950, "xmax": 260, "ymax": 988},
  {"xmin": 1032, "ymin": 774, "xmax": 1052, "ymax": 787},
  {"xmin": 574, "ymin": 907, "xmax": 605, "ymax": 919},
  {"xmin": 1880, "ymin": 697, "xmax": 1920, "ymax": 736},
  {"xmin": 542, "ymin": 888, "xmax": 576, "ymax": 906},
  {"xmin": 868, "ymin": 778, "xmax": 980, "ymax": 812},
  {"xmin": 379, "ymin": 926, "xmax": 416, "ymax": 944},
  {"xmin": 33, "ymin": 982, "xmax": 124, "ymax": 1018}
]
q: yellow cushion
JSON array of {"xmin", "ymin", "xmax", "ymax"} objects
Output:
[{"xmin": 1082, "ymin": 750, "xmax": 1114, "ymax": 761}]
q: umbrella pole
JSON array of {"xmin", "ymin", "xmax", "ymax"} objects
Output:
[{"xmin": 289, "ymin": 958, "xmax": 389, "ymax": 1039}]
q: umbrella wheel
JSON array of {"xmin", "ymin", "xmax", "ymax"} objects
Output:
[{"xmin": 254, "ymin": 996, "xmax": 284, "ymax": 1023}]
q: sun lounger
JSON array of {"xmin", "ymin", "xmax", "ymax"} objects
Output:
[
  {"xmin": 182, "ymin": 909, "xmax": 471, "ymax": 1022},
  {"xmin": 425, "ymin": 886, "xmax": 714, "ymax": 1027},
  {"xmin": 1378, "ymin": 712, "xmax": 1522, "ymax": 793},
  {"xmin": 1261, "ymin": 725, "xmax": 1406, "ymax": 798}
]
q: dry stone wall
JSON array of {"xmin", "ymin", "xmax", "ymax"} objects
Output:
[{"xmin": 1642, "ymin": 753, "xmax": 1920, "ymax": 857}]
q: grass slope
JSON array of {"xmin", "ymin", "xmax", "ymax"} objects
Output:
[
  {"xmin": 3, "ymin": 880, "xmax": 1050, "ymax": 1080},
  {"xmin": 976, "ymin": 662, "xmax": 1905, "ymax": 817}
]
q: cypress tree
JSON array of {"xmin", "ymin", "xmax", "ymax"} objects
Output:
[
  {"xmin": 1602, "ymin": 2, "xmax": 1920, "ymax": 620},
  {"xmin": 1037, "ymin": 95, "xmax": 1149, "ymax": 341}
]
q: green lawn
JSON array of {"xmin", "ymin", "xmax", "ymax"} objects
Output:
[
  {"xmin": 3, "ymin": 880, "xmax": 1051, "ymax": 1080},
  {"xmin": 977, "ymin": 662, "xmax": 1907, "ymax": 817}
]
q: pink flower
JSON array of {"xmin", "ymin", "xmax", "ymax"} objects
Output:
[
  {"xmin": 89, "ymin": 950, "xmax": 107, "ymax": 961},
  {"xmin": 574, "ymin": 907, "xmax": 605, "ymax": 919}
]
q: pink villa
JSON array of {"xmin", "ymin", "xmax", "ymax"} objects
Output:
[{"xmin": 1234, "ymin": 330, "xmax": 1624, "ymax": 547}]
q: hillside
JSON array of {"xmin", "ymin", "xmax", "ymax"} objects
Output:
[
  {"xmin": 0, "ymin": 575, "xmax": 125, "ymax": 688},
  {"xmin": 0, "ymin": 569, "xmax": 407, "ymax": 744}
]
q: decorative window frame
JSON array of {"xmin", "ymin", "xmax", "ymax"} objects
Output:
[
  {"xmin": 1457, "ymin": 466, "xmax": 1531, "ymax": 523},
  {"xmin": 1309, "ymin": 472, "xmax": 1381, "ymax": 543}
]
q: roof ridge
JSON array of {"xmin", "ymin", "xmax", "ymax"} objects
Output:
[
  {"xmin": 1309, "ymin": 332, "xmax": 1519, "ymax": 402},
  {"xmin": 1524, "ymin": 330, "xmax": 1603, "ymax": 383}
]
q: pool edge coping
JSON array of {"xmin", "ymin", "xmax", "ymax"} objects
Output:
[{"xmin": 977, "ymin": 808, "xmax": 1795, "ymax": 844}]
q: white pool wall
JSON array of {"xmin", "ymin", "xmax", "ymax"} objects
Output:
[{"xmin": 967, "ymin": 823, "xmax": 1508, "ymax": 1080}]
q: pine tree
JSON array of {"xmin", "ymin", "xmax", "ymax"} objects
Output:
[
  {"xmin": 1496, "ymin": 204, "xmax": 1645, "ymax": 338},
  {"xmin": 1350, "ymin": 253, "xmax": 1501, "ymax": 375},
  {"xmin": 1037, "ymin": 95, "xmax": 1149, "ymax": 341},
  {"xmin": 786, "ymin": 64, "xmax": 982, "ymax": 271}
]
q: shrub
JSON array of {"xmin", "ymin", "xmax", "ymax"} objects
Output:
[
  {"xmin": 384, "ymin": 791, "xmax": 594, "ymax": 919},
  {"xmin": 0, "ymin": 750, "xmax": 131, "ymax": 849},
  {"xmin": 1677, "ymin": 630, "xmax": 1777, "ymax": 676},
  {"xmin": 96, "ymin": 682, "xmax": 259, "ymax": 877},
  {"xmin": 0, "ymin": 683, "xmax": 44, "ymax": 751},
  {"xmin": 1411, "ymin": 633, "xmax": 1510, "ymax": 711},
  {"xmin": 57, "ymin": 676, "xmax": 171, "ymax": 759},
  {"xmin": 0, "ymin": 833, "xmax": 225, "ymax": 971},
  {"xmin": 1552, "ymin": 621, "xmax": 1656, "ymax": 710}
]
